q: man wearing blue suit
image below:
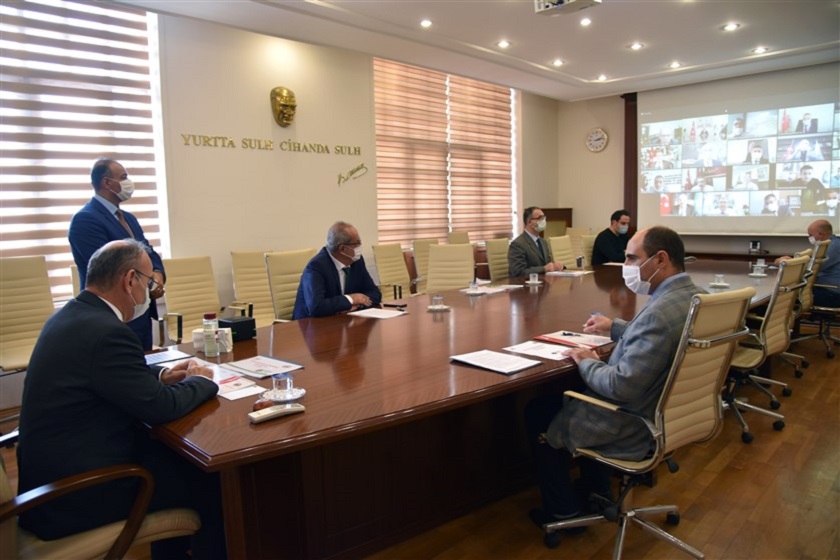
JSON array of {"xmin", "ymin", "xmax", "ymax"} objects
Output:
[
  {"xmin": 526, "ymin": 226, "xmax": 702, "ymax": 526},
  {"xmin": 68, "ymin": 158, "xmax": 166, "ymax": 349},
  {"xmin": 293, "ymin": 221, "xmax": 382, "ymax": 319}
]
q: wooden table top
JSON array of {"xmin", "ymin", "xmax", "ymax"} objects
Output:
[{"xmin": 151, "ymin": 260, "xmax": 773, "ymax": 472}]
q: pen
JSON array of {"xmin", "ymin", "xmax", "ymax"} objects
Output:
[
  {"xmin": 561, "ymin": 332, "xmax": 580, "ymax": 337},
  {"xmin": 382, "ymin": 303, "xmax": 406, "ymax": 309}
]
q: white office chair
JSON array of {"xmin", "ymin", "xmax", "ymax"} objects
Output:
[{"xmin": 426, "ymin": 244, "xmax": 474, "ymax": 293}]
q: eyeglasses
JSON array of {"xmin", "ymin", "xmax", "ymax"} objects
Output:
[
  {"xmin": 133, "ymin": 269, "xmax": 160, "ymax": 292},
  {"xmin": 345, "ymin": 240, "xmax": 362, "ymax": 247}
]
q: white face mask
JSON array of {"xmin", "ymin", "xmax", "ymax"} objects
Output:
[
  {"xmin": 827, "ymin": 199, "xmax": 838, "ymax": 209},
  {"xmin": 128, "ymin": 281, "xmax": 150, "ymax": 321},
  {"xmin": 622, "ymin": 255, "xmax": 659, "ymax": 296},
  {"xmin": 108, "ymin": 178, "xmax": 135, "ymax": 202},
  {"xmin": 533, "ymin": 218, "xmax": 547, "ymax": 233},
  {"xmin": 343, "ymin": 245, "xmax": 362, "ymax": 262},
  {"xmin": 617, "ymin": 224, "xmax": 629, "ymax": 235},
  {"xmin": 766, "ymin": 203, "xmax": 778, "ymax": 213}
]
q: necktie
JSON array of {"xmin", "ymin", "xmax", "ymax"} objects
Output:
[
  {"xmin": 536, "ymin": 238, "xmax": 547, "ymax": 263},
  {"xmin": 342, "ymin": 266, "xmax": 351, "ymax": 294},
  {"xmin": 115, "ymin": 209, "xmax": 134, "ymax": 239}
]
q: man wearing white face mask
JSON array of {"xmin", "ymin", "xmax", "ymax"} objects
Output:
[
  {"xmin": 17, "ymin": 240, "xmax": 225, "ymax": 559},
  {"xmin": 591, "ymin": 209, "xmax": 631, "ymax": 265},
  {"xmin": 69, "ymin": 158, "xmax": 166, "ymax": 349},
  {"xmin": 777, "ymin": 219, "xmax": 839, "ymax": 307},
  {"xmin": 525, "ymin": 227, "xmax": 702, "ymax": 525},
  {"xmin": 508, "ymin": 206, "xmax": 564, "ymax": 277},
  {"xmin": 293, "ymin": 221, "xmax": 382, "ymax": 319}
]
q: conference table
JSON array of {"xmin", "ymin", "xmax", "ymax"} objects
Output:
[{"xmin": 150, "ymin": 260, "xmax": 775, "ymax": 560}]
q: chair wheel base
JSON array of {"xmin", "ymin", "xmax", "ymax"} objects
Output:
[
  {"xmin": 773, "ymin": 420, "xmax": 785, "ymax": 431},
  {"xmin": 782, "ymin": 387, "xmax": 792, "ymax": 397},
  {"xmin": 828, "ymin": 350, "xmax": 835, "ymax": 359},
  {"xmin": 666, "ymin": 512, "xmax": 680, "ymax": 526},
  {"xmin": 741, "ymin": 432, "xmax": 754, "ymax": 443},
  {"xmin": 801, "ymin": 360, "xmax": 809, "ymax": 368},
  {"xmin": 544, "ymin": 531, "xmax": 561, "ymax": 549},
  {"xmin": 794, "ymin": 369, "xmax": 804, "ymax": 378},
  {"xmin": 770, "ymin": 400, "xmax": 781, "ymax": 410}
]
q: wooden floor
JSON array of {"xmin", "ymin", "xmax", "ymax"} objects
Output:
[{"xmin": 2, "ymin": 335, "xmax": 837, "ymax": 560}]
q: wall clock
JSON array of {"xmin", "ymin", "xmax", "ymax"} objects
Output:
[{"xmin": 585, "ymin": 127, "xmax": 608, "ymax": 152}]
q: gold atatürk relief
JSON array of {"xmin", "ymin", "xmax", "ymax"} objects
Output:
[{"xmin": 270, "ymin": 86, "xmax": 297, "ymax": 127}]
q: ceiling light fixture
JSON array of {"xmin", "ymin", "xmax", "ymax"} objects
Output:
[
  {"xmin": 497, "ymin": 40, "xmax": 511, "ymax": 49},
  {"xmin": 580, "ymin": 17, "xmax": 592, "ymax": 26},
  {"xmin": 722, "ymin": 22, "xmax": 740, "ymax": 31},
  {"xmin": 420, "ymin": 19, "xmax": 432, "ymax": 29},
  {"xmin": 597, "ymin": 74, "xmax": 607, "ymax": 81},
  {"xmin": 752, "ymin": 46, "xmax": 769, "ymax": 54},
  {"xmin": 552, "ymin": 59, "xmax": 564, "ymax": 67},
  {"xmin": 629, "ymin": 42, "xmax": 644, "ymax": 50},
  {"xmin": 669, "ymin": 61, "xmax": 682, "ymax": 69}
]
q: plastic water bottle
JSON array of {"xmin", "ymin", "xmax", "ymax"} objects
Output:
[{"xmin": 203, "ymin": 312, "xmax": 219, "ymax": 357}]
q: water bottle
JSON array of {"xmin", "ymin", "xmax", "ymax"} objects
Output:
[{"xmin": 203, "ymin": 312, "xmax": 219, "ymax": 357}]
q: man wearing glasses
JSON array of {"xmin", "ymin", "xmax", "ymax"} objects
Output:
[
  {"xmin": 293, "ymin": 221, "xmax": 382, "ymax": 319},
  {"xmin": 508, "ymin": 206, "xmax": 565, "ymax": 277},
  {"xmin": 69, "ymin": 158, "xmax": 166, "ymax": 349}
]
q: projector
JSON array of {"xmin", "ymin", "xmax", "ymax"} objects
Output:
[{"xmin": 534, "ymin": 0, "xmax": 602, "ymax": 16}]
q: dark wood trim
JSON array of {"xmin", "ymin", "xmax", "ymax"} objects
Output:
[{"xmin": 622, "ymin": 92, "xmax": 638, "ymax": 231}]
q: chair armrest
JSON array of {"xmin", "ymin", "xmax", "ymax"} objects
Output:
[
  {"xmin": 564, "ymin": 390, "xmax": 660, "ymax": 439},
  {"xmin": 156, "ymin": 313, "xmax": 183, "ymax": 345},
  {"xmin": 227, "ymin": 301, "xmax": 253, "ymax": 317},
  {"xmin": 273, "ymin": 319, "xmax": 290, "ymax": 324},
  {"xmin": 0, "ymin": 464, "xmax": 154, "ymax": 560},
  {"xmin": 813, "ymin": 282, "xmax": 839, "ymax": 290}
]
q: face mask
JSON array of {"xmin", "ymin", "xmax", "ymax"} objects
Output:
[
  {"xmin": 533, "ymin": 218, "xmax": 546, "ymax": 233},
  {"xmin": 617, "ymin": 225, "xmax": 629, "ymax": 235},
  {"xmin": 108, "ymin": 178, "xmax": 135, "ymax": 202},
  {"xmin": 343, "ymin": 246, "xmax": 362, "ymax": 262},
  {"xmin": 827, "ymin": 199, "xmax": 838, "ymax": 209},
  {"xmin": 622, "ymin": 255, "xmax": 658, "ymax": 295},
  {"xmin": 128, "ymin": 276, "xmax": 150, "ymax": 321},
  {"xmin": 766, "ymin": 203, "xmax": 778, "ymax": 212},
  {"xmin": 808, "ymin": 236, "xmax": 817, "ymax": 246}
]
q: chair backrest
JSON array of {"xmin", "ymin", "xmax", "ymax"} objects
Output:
[
  {"xmin": 265, "ymin": 248, "xmax": 317, "ymax": 321},
  {"xmin": 659, "ymin": 287, "xmax": 755, "ymax": 455},
  {"xmin": 544, "ymin": 219, "xmax": 566, "ymax": 238},
  {"xmin": 547, "ymin": 236, "xmax": 575, "ymax": 268},
  {"xmin": 412, "ymin": 239, "xmax": 439, "ymax": 292},
  {"xmin": 372, "ymin": 244, "xmax": 411, "ymax": 301},
  {"xmin": 231, "ymin": 251, "xmax": 276, "ymax": 328},
  {"xmin": 70, "ymin": 264, "xmax": 80, "ymax": 296},
  {"xmin": 447, "ymin": 231, "xmax": 470, "ymax": 245},
  {"xmin": 565, "ymin": 227, "xmax": 590, "ymax": 259},
  {"xmin": 426, "ymin": 244, "xmax": 474, "ymax": 293},
  {"xmin": 0, "ymin": 256, "xmax": 55, "ymax": 371},
  {"xmin": 161, "ymin": 256, "xmax": 221, "ymax": 334},
  {"xmin": 484, "ymin": 238, "xmax": 510, "ymax": 281},
  {"xmin": 759, "ymin": 255, "xmax": 809, "ymax": 356},
  {"xmin": 580, "ymin": 235, "xmax": 596, "ymax": 268},
  {"xmin": 798, "ymin": 239, "xmax": 830, "ymax": 314}
]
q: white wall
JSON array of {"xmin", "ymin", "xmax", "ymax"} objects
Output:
[{"xmin": 520, "ymin": 91, "xmax": 559, "ymax": 217}]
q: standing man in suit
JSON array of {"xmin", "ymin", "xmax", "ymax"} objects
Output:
[
  {"xmin": 68, "ymin": 158, "xmax": 165, "ymax": 349},
  {"xmin": 591, "ymin": 209, "xmax": 631, "ymax": 265},
  {"xmin": 507, "ymin": 206, "xmax": 564, "ymax": 277},
  {"xmin": 17, "ymin": 239, "xmax": 225, "ymax": 559},
  {"xmin": 525, "ymin": 226, "xmax": 702, "ymax": 525},
  {"xmin": 293, "ymin": 221, "xmax": 382, "ymax": 319}
]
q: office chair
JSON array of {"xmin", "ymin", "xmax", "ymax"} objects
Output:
[
  {"xmin": 0, "ymin": 256, "xmax": 55, "ymax": 375},
  {"xmin": 564, "ymin": 227, "xmax": 591, "ymax": 262},
  {"xmin": 724, "ymin": 255, "xmax": 808, "ymax": 443},
  {"xmin": 160, "ymin": 256, "xmax": 251, "ymax": 344},
  {"xmin": 0, "ymin": 429, "xmax": 200, "ymax": 560},
  {"xmin": 265, "ymin": 248, "xmax": 317, "ymax": 321},
  {"xmin": 789, "ymin": 239, "xmax": 836, "ymax": 358},
  {"xmin": 580, "ymin": 234, "xmax": 596, "ymax": 268},
  {"xmin": 539, "ymin": 288, "xmax": 754, "ymax": 558},
  {"xmin": 372, "ymin": 243, "xmax": 411, "ymax": 301},
  {"xmin": 411, "ymin": 239, "xmax": 439, "ymax": 294},
  {"xmin": 70, "ymin": 264, "xmax": 81, "ymax": 296},
  {"xmin": 547, "ymin": 235, "xmax": 575, "ymax": 269},
  {"xmin": 484, "ymin": 238, "xmax": 510, "ymax": 281},
  {"xmin": 426, "ymin": 244, "xmax": 474, "ymax": 293},
  {"xmin": 783, "ymin": 239, "xmax": 830, "ymax": 370},
  {"xmin": 231, "ymin": 250, "xmax": 277, "ymax": 328},
  {"xmin": 806, "ymin": 296, "xmax": 840, "ymax": 358},
  {"xmin": 447, "ymin": 231, "xmax": 470, "ymax": 245}
]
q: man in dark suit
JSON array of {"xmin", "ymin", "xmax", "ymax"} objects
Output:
[
  {"xmin": 293, "ymin": 221, "xmax": 382, "ymax": 319},
  {"xmin": 525, "ymin": 226, "xmax": 703, "ymax": 525},
  {"xmin": 507, "ymin": 206, "xmax": 564, "ymax": 277},
  {"xmin": 68, "ymin": 158, "xmax": 166, "ymax": 349},
  {"xmin": 17, "ymin": 239, "xmax": 224, "ymax": 559},
  {"xmin": 795, "ymin": 113, "xmax": 818, "ymax": 134}
]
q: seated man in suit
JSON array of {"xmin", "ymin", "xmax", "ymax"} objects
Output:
[
  {"xmin": 17, "ymin": 239, "xmax": 225, "ymax": 559},
  {"xmin": 525, "ymin": 226, "xmax": 702, "ymax": 526},
  {"xmin": 293, "ymin": 221, "xmax": 382, "ymax": 319},
  {"xmin": 507, "ymin": 206, "xmax": 564, "ymax": 277}
]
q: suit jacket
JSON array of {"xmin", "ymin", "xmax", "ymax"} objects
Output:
[
  {"xmin": 508, "ymin": 232, "xmax": 550, "ymax": 277},
  {"xmin": 292, "ymin": 248, "xmax": 382, "ymax": 319},
  {"xmin": 17, "ymin": 290, "xmax": 217, "ymax": 539},
  {"xmin": 795, "ymin": 119, "xmax": 817, "ymax": 133},
  {"xmin": 547, "ymin": 274, "xmax": 703, "ymax": 460},
  {"xmin": 68, "ymin": 197, "xmax": 165, "ymax": 349}
]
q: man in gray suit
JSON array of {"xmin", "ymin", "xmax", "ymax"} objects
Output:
[
  {"xmin": 526, "ymin": 226, "xmax": 702, "ymax": 526},
  {"xmin": 508, "ymin": 206, "xmax": 564, "ymax": 277}
]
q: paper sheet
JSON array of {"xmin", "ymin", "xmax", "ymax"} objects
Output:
[
  {"xmin": 503, "ymin": 341, "xmax": 573, "ymax": 360},
  {"xmin": 450, "ymin": 349, "xmax": 540, "ymax": 375}
]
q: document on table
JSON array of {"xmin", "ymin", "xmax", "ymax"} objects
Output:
[
  {"xmin": 450, "ymin": 349, "xmax": 541, "ymax": 375},
  {"xmin": 545, "ymin": 270, "xmax": 593, "ymax": 277},
  {"xmin": 503, "ymin": 341, "xmax": 573, "ymax": 360},
  {"xmin": 221, "ymin": 355, "xmax": 304, "ymax": 379},
  {"xmin": 169, "ymin": 357, "xmax": 263, "ymax": 400},
  {"xmin": 460, "ymin": 285, "xmax": 509, "ymax": 295},
  {"xmin": 534, "ymin": 330, "xmax": 612, "ymax": 349},
  {"xmin": 348, "ymin": 308, "xmax": 406, "ymax": 319}
]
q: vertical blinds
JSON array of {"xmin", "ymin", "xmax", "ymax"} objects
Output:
[
  {"xmin": 0, "ymin": 0, "xmax": 161, "ymax": 301},
  {"xmin": 373, "ymin": 59, "xmax": 514, "ymax": 247}
]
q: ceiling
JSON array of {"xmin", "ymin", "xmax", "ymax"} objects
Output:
[{"xmin": 119, "ymin": 0, "xmax": 840, "ymax": 101}]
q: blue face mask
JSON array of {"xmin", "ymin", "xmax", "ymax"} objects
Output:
[{"xmin": 617, "ymin": 224, "xmax": 629, "ymax": 235}]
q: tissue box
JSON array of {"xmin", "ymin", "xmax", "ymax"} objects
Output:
[{"xmin": 219, "ymin": 316, "xmax": 256, "ymax": 341}]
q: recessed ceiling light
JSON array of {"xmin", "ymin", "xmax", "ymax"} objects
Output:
[
  {"xmin": 722, "ymin": 22, "xmax": 740, "ymax": 31},
  {"xmin": 597, "ymin": 74, "xmax": 607, "ymax": 81},
  {"xmin": 669, "ymin": 61, "xmax": 682, "ymax": 69},
  {"xmin": 752, "ymin": 46, "xmax": 769, "ymax": 54},
  {"xmin": 628, "ymin": 42, "xmax": 644, "ymax": 50},
  {"xmin": 552, "ymin": 59, "xmax": 564, "ymax": 67},
  {"xmin": 580, "ymin": 17, "xmax": 592, "ymax": 27},
  {"xmin": 420, "ymin": 19, "xmax": 432, "ymax": 29},
  {"xmin": 497, "ymin": 39, "xmax": 510, "ymax": 49}
]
